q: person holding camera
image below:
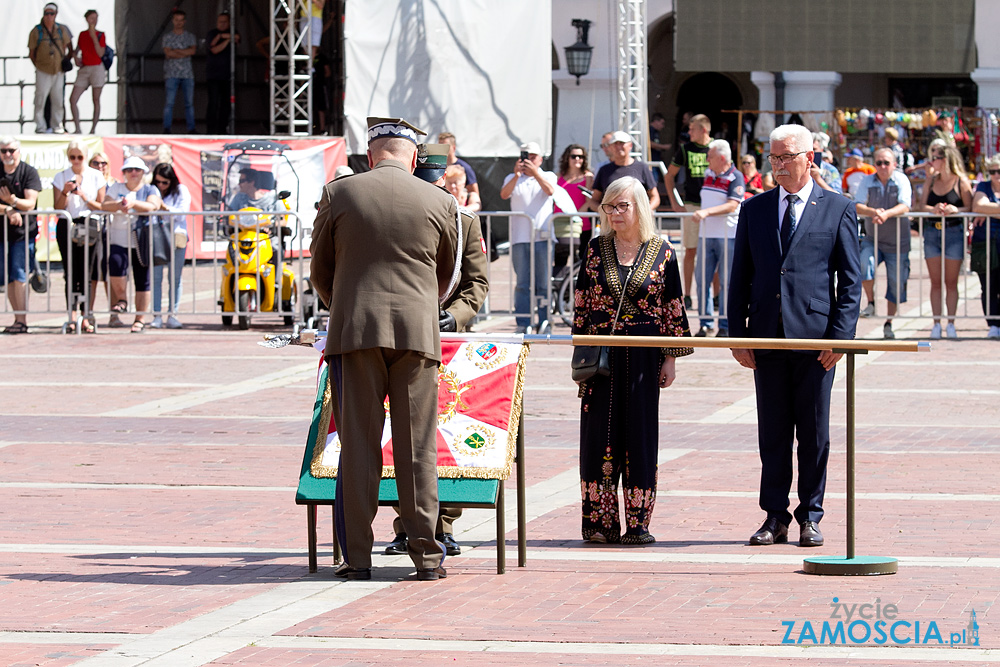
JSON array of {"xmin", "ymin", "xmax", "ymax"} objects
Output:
[
  {"xmin": 0, "ymin": 137, "xmax": 42, "ymax": 334},
  {"xmin": 53, "ymin": 141, "xmax": 106, "ymax": 333},
  {"xmin": 500, "ymin": 142, "xmax": 557, "ymax": 333},
  {"xmin": 28, "ymin": 3, "xmax": 74, "ymax": 134}
]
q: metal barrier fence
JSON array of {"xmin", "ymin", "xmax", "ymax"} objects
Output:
[
  {"xmin": 0, "ymin": 55, "xmax": 121, "ymax": 132},
  {"xmin": 492, "ymin": 208, "xmax": 999, "ymax": 335},
  {"xmin": 3, "ymin": 207, "xmax": 997, "ymax": 335},
  {"xmin": 1, "ymin": 209, "xmax": 309, "ymax": 332}
]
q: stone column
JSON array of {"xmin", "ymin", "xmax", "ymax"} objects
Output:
[
  {"xmin": 972, "ymin": 68, "xmax": 1000, "ymax": 108},
  {"xmin": 751, "ymin": 71, "xmax": 775, "ymax": 140}
]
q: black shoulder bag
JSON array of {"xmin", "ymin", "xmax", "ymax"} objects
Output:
[{"xmin": 571, "ymin": 240, "xmax": 646, "ymax": 383}]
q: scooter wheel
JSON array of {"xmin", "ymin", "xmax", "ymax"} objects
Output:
[{"xmin": 238, "ymin": 292, "xmax": 251, "ymax": 330}]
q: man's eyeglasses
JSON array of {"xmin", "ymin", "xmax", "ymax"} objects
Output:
[
  {"xmin": 989, "ymin": 169, "xmax": 1000, "ymax": 176},
  {"xmin": 600, "ymin": 202, "xmax": 632, "ymax": 215},
  {"xmin": 0, "ymin": 148, "xmax": 17, "ymax": 155},
  {"xmin": 122, "ymin": 168, "xmax": 143, "ymax": 174},
  {"xmin": 874, "ymin": 160, "xmax": 893, "ymax": 167},
  {"xmin": 766, "ymin": 152, "xmax": 807, "ymax": 165}
]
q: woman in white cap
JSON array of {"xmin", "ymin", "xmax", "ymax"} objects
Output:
[{"xmin": 100, "ymin": 156, "xmax": 161, "ymax": 332}]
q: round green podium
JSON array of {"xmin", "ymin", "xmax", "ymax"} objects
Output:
[{"xmin": 803, "ymin": 555, "xmax": 898, "ymax": 576}]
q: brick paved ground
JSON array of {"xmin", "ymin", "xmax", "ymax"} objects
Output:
[{"xmin": 1, "ymin": 261, "xmax": 998, "ymax": 665}]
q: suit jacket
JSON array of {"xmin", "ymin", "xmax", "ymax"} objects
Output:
[
  {"xmin": 310, "ymin": 159, "xmax": 458, "ymax": 361},
  {"xmin": 728, "ymin": 185, "xmax": 861, "ymax": 341},
  {"xmin": 442, "ymin": 208, "xmax": 489, "ymax": 330}
]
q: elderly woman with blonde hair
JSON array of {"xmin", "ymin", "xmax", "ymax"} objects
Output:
[{"xmin": 573, "ymin": 176, "xmax": 692, "ymax": 545}]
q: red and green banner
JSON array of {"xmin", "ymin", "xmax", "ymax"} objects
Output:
[{"xmin": 310, "ymin": 340, "xmax": 527, "ymax": 480}]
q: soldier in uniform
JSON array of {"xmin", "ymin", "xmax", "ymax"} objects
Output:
[
  {"xmin": 310, "ymin": 118, "xmax": 459, "ymax": 581},
  {"xmin": 384, "ymin": 143, "xmax": 489, "ymax": 558}
]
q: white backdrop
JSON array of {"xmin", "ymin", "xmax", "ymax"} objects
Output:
[
  {"xmin": 344, "ymin": 0, "xmax": 552, "ymax": 157},
  {"xmin": 0, "ymin": 0, "xmax": 117, "ymax": 136}
]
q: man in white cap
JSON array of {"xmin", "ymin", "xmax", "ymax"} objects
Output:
[
  {"xmin": 500, "ymin": 141, "xmax": 558, "ymax": 332},
  {"xmin": 28, "ymin": 3, "xmax": 74, "ymax": 133},
  {"xmin": 590, "ymin": 130, "xmax": 660, "ymax": 212},
  {"xmin": 310, "ymin": 117, "xmax": 458, "ymax": 581}
]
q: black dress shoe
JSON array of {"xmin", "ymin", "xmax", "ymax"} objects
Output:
[
  {"xmin": 333, "ymin": 562, "xmax": 371, "ymax": 580},
  {"xmin": 749, "ymin": 518, "xmax": 788, "ymax": 545},
  {"xmin": 384, "ymin": 532, "xmax": 408, "ymax": 555},
  {"xmin": 415, "ymin": 566, "xmax": 447, "ymax": 581},
  {"xmin": 799, "ymin": 521, "xmax": 824, "ymax": 547},
  {"xmin": 437, "ymin": 533, "xmax": 461, "ymax": 556}
]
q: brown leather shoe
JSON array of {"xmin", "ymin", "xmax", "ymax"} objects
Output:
[
  {"xmin": 415, "ymin": 566, "xmax": 447, "ymax": 581},
  {"xmin": 799, "ymin": 521, "xmax": 824, "ymax": 547},
  {"xmin": 333, "ymin": 562, "xmax": 371, "ymax": 580},
  {"xmin": 749, "ymin": 518, "xmax": 788, "ymax": 545}
]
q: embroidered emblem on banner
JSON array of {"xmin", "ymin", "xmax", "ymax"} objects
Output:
[
  {"xmin": 468, "ymin": 342, "xmax": 505, "ymax": 370},
  {"xmin": 454, "ymin": 425, "xmax": 494, "ymax": 456}
]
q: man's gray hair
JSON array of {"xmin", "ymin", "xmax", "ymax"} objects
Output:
[
  {"xmin": 770, "ymin": 124, "xmax": 812, "ymax": 153},
  {"xmin": 811, "ymin": 131, "xmax": 830, "ymax": 150},
  {"xmin": 708, "ymin": 139, "xmax": 731, "ymax": 162},
  {"xmin": 0, "ymin": 136, "xmax": 19, "ymax": 148},
  {"xmin": 873, "ymin": 146, "xmax": 895, "ymax": 162}
]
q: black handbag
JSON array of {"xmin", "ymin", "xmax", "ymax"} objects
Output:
[
  {"xmin": 571, "ymin": 240, "xmax": 646, "ymax": 383},
  {"xmin": 571, "ymin": 344, "xmax": 610, "ymax": 382},
  {"xmin": 61, "ymin": 55, "xmax": 73, "ymax": 72},
  {"xmin": 135, "ymin": 218, "xmax": 172, "ymax": 267}
]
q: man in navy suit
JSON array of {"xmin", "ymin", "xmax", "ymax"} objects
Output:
[{"xmin": 728, "ymin": 124, "xmax": 861, "ymax": 548}]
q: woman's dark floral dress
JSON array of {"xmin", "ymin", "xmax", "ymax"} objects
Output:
[{"xmin": 573, "ymin": 234, "xmax": 692, "ymax": 543}]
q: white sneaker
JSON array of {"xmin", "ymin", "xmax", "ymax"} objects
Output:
[
  {"xmin": 150, "ymin": 316, "xmax": 163, "ymax": 329},
  {"xmin": 860, "ymin": 303, "xmax": 875, "ymax": 317},
  {"xmin": 166, "ymin": 315, "xmax": 183, "ymax": 329},
  {"xmin": 930, "ymin": 323, "xmax": 942, "ymax": 340},
  {"xmin": 946, "ymin": 323, "xmax": 957, "ymax": 339},
  {"xmin": 989, "ymin": 325, "xmax": 1000, "ymax": 340}
]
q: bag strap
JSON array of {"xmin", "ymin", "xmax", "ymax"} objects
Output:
[
  {"xmin": 608, "ymin": 239, "xmax": 648, "ymax": 335},
  {"xmin": 88, "ymin": 29, "xmax": 102, "ymax": 57}
]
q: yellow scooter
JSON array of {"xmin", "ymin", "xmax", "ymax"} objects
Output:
[{"xmin": 219, "ymin": 205, "xmax": 297, "ymax": 329}]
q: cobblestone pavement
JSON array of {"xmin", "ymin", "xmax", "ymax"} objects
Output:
[{"xmin": 1, "ymin": 289, "xmax": 998, "ymax": 666}]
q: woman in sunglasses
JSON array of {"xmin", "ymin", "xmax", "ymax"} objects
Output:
[
  {"xmin": 52, "ymin": 140, "xmax": 105, "ymax": 332},
  {"xmin": 739, "ymin": 154, "xmax": 764, "ymax": 198},
  {"xmin": 150, "ymin": 163, "xmax": 190, "ymax": 329},
  {"xmin": 970, "ymin": 154, "xmax": 1000, "ymax": 339},
  {"xmin": 573, "ymin": 176, "xmax": 692, "ymax": 545},
  {"xmin": 100, "ymin": 156, "xmax": 161, "ymax": 333},
  {"xmin": 553, "ymin": 143, "xmax": 594, "ymax": 269},
  {"xmin": 89, "ymin": 152, "xmax": 115, "ymax": 187},
  {"xmin": 915, "ymin": 145, "xmax": 972, "ymax": 339}
]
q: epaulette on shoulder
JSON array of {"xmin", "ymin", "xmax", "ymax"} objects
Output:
[{"xmin": 458, "ymin": 206, "xmax": 476, "ymax": 220}]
